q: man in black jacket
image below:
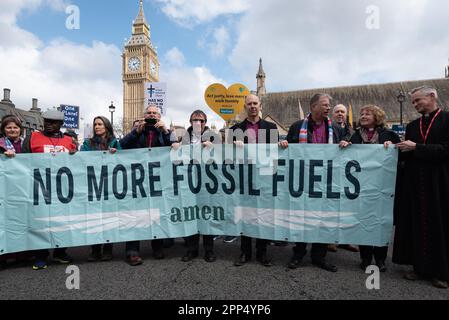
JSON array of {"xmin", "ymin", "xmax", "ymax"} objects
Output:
[
  {"xmin": 280, "ymin": 93, "xmax": 342, "ymax": 273},
  {"xmin": 230, "ymin": 94, "xmax": 279, "ymax": 267},
  {"xmin": 120, "ymin": 105, "xmax": 177, "ymax": 266}
]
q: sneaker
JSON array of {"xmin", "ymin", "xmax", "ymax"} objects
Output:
[
  {"xmin": 32, "ymin": 260, "xmax": 47, "ymax": 270},
  {"xmin": 213, "ymin": 235, "xmax": 222, "ymax": 241},
  {"xmin": 53, "ymin": 253, "xmax": 73, "ymax": 264},
  {"xmin": 223, "ymin": 236, "xmax": 237, "ymax": 243}
]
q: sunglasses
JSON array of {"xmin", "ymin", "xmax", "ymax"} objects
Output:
[{"xmin": 191, "ymin": 119, "xmax": 206, "ymax": 123}]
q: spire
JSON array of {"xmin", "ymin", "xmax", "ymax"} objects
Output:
[
  {"xmin": 256, "ymin": 58, "xmax": 266, "ymax": 97},
  {"xmin": 134, "ymin": 0, "xmax": 148, "ymax": 26},
  {"xmin": 257, "ymin": 58, "xmax": 266, "ymax": 78},
  {"xmin": 127, "ymin": 0, "xmax": 151, "ymax": 46}
]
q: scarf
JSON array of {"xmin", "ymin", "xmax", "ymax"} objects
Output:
[
  {"xmin": 299, "ymin": 114, "xmax": 334, "ymax": 144},
  {"xmin": 359, "ymin": 128, "xmax": 379, "ymax": 144}
]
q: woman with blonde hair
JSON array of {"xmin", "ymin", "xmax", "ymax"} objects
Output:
[{"xmin": 340, "ymin": 105, "xmax": 400, "ymax": 272}]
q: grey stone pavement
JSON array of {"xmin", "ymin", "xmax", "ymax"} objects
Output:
[{"xmin": 0, "ymin": 238, "xmax": 448, "ymax": 300}]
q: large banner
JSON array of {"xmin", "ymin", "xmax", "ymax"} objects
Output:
[{"xmin": 0, "ymin": 145, "xmax": 398, "ymax": 255}]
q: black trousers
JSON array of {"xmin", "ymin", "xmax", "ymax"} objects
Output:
[
  {"xmin": 292, "ymin": 243, "xmax": 327, "ymax": 261},
  {"xmin": 241, "ymin": 236, "xmax": 269, "ymax": 257},
  {"xmin": 125, "ymin": 240, "xmax": 163, "ymax": 256},
  {"xmin": 91, "ymin": 243, "xmax": 113, "ymax": 253},
  {"xmin": 185, "ymin": 234, "xmax": 214, "ymax": 253},
  {"xmin": 359, "ymin": 246, "xmax": 388, "ymax": 263},
  {"xmin": 33, "ymin": 248, "xmax": 67, "ymax": 260}
]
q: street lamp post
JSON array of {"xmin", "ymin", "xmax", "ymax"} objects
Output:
[
  {"xmin": 397, "ymin": 90, "xmax": 406, "ymax": 126},
  {"xmin": 109, "ymin": 101, "xmax": 116, "ymax": 126}
]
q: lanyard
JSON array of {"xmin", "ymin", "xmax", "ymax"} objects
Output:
[{"xmin": 420, "ymin": 109, "xmax": 442, "ymax": 144}]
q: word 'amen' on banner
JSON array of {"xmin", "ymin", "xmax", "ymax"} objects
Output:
[{"xmin": 0, "ymin": 144, "xmax": 398, "ymax": 254}]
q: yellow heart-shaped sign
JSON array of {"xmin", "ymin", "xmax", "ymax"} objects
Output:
[{"xmin": 204, "ymin": 83, "xmax": 250, "ymax": 121}]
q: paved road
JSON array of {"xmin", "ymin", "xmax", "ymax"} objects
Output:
[{"xmin": 0, "ymin": 238, "xmax": 448, "ymax": 300}]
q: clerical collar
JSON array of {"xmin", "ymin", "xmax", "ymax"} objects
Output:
[{"xmin": 424, "ymin": 108, "xmax": 439, "ymax": 118}]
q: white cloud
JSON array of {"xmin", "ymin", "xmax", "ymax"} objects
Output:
[
  {"xmin": 164, "ymin": 47, "xmax": 185, "ymax": 67},
  {"xmin": 160, "ymin": 48, "xmax": 226, "ymax": 128},
  {"xmin": 0, "ymin": 1, "xmax": 122, "ymax": 134},
  {"xmin": 155, "ymin": 0, "xmax": 250, "ymax": 26},
  {"xmin": 0, "ymin": 0, "xmax": 69, "ymax": 25},
  {"xmin": 0, "ymin": 1, "xmax": 228, "ymax": 137},
  {"xmin": 197, "ymin": 26, "xmax": 231, "ymax": 58},
  {"xmin": 211, "ymin": 26, "xmax": 230, "ymax": 58},
  {"xmin": 229, "ymin": 0, "xmax": 449, "ymax": 93}
]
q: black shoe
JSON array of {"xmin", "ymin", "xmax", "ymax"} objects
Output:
[
  {"xmin": 126, "ymin": 255, "xmax": 143, "ymax": 266},
  {"xmin": 360, "ymin": 259, "xmax": 372, "ymax": 271},
  {"xmin": 288, "ymin": 256, "xmax": 302, "ymax": 269},
  {"xmin": 204, "ymin": 251, "xmax": 216, "ymax": 263},
  {"xmin": 0, "ymin": 260, "xmax": 7, "ymax": 270},
  {"xmin": 181, "ymin": 251, "xmax": 198, "ymax": 262},
  {"xmin": 234, "ymin": 253, "xmax": 251, "ymax": 266},
  {"xmin": 87, "ymin": 250, "xmax": 102, "ymax": 262},
  {"xmin": 153, "ymin": 250, "xmax": 165, "ymax": 260},
  {"xmin": 256, "ymin": 252, "xmax": 272, "ymax": 267},
  {"xmin": 376, "ymin": 261, "xmax": 387, "ymax": 272},
  {"xmin": 312, "ymin": 260, "xmax": 338, "ymax": 272}
]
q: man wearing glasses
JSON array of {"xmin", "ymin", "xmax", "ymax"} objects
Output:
[
  {"xmin": 120, "ymin": 104, "xmax": 177, "ymax": 266},
  {"xmin": 173, "ymin": 110, "xmax": 219, "ymax": 263}
]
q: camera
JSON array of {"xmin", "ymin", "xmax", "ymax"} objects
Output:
[{"xmin": 145, "ymin": 118, "xmax": 158, "ymax": 126}]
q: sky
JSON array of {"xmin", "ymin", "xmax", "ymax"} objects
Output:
[{"xmin": 1, "ymin": 0, "xmax": 449, "ymax": 131}]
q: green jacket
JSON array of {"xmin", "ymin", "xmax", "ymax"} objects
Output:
[{"xmin": 80, "ymin": 138, "xmax": 121, "ymax": 151}]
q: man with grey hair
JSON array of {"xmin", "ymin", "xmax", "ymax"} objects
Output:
[
  {"xmin": 280, "ymin": 93, "xmax": 343, "ymax": 272},
  {"xmin": 120, "ymin": 104, "xmax": 177, "ymax": 266},
  {"xmin": 393, "ymin": 85, "xmax": 449, "ymax": 289}
]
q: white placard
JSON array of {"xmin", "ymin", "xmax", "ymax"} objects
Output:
[{"xmin": 145, "ymin": 82, "xmax": 167, "ymax": 116}]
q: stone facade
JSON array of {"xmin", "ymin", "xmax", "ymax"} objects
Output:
[{"xmin": 0, "ymin": 88, "xmax": 43, "ymax": 136}]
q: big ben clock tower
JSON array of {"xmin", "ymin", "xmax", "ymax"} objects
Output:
[{"xmin": 122, "ymin": 0, "xmax": 159, "ymax": 133}]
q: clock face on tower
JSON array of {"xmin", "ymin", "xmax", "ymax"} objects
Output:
[
  {"xmin": 150, "ymin": 60, "xmax": 157, "ymax": 76},
  {"xmin": 128, "ymin": 57, "xmax": 141, "ymax": 72}
]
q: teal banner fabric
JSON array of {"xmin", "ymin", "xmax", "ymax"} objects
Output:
[{"xmin": 0, "ymin": 144, "xmax": 398, "ymax": 254}]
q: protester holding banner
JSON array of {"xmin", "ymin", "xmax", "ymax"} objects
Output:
[
  {"xmin": 280, "ymin": 93, "xmax": 342, "ymax": 273},
  {"xmin": 340, "ymin": 105, "xmax": 400, "ymax": 272},
  {"xmin": 175, "ymin": 110, "xmax": 217, "ymax": 263},
  {"xmin": 0, "ymin": 115, "xmax": 23, "ymax": 157},
  {"xmin": 0, "ymin": 115, "xmax": 31, "ymax": 269},
  {"xmin": 22, "ymin": 109, "xmax": 77, "ymax": 270},
  {"xmin": 120, "ymin": 104, "xmax": 177, "ymax": 266},
  {"xmin": 393, "ymin": 86, "xmax": 449, "ymax": 289},
  {"xmin": 230, "ymin": 94, "xmax": 279, "ymax": 267},
  {"xmin": 81, "ymin": 116, "xmax": 121, "ymax": 262}
]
